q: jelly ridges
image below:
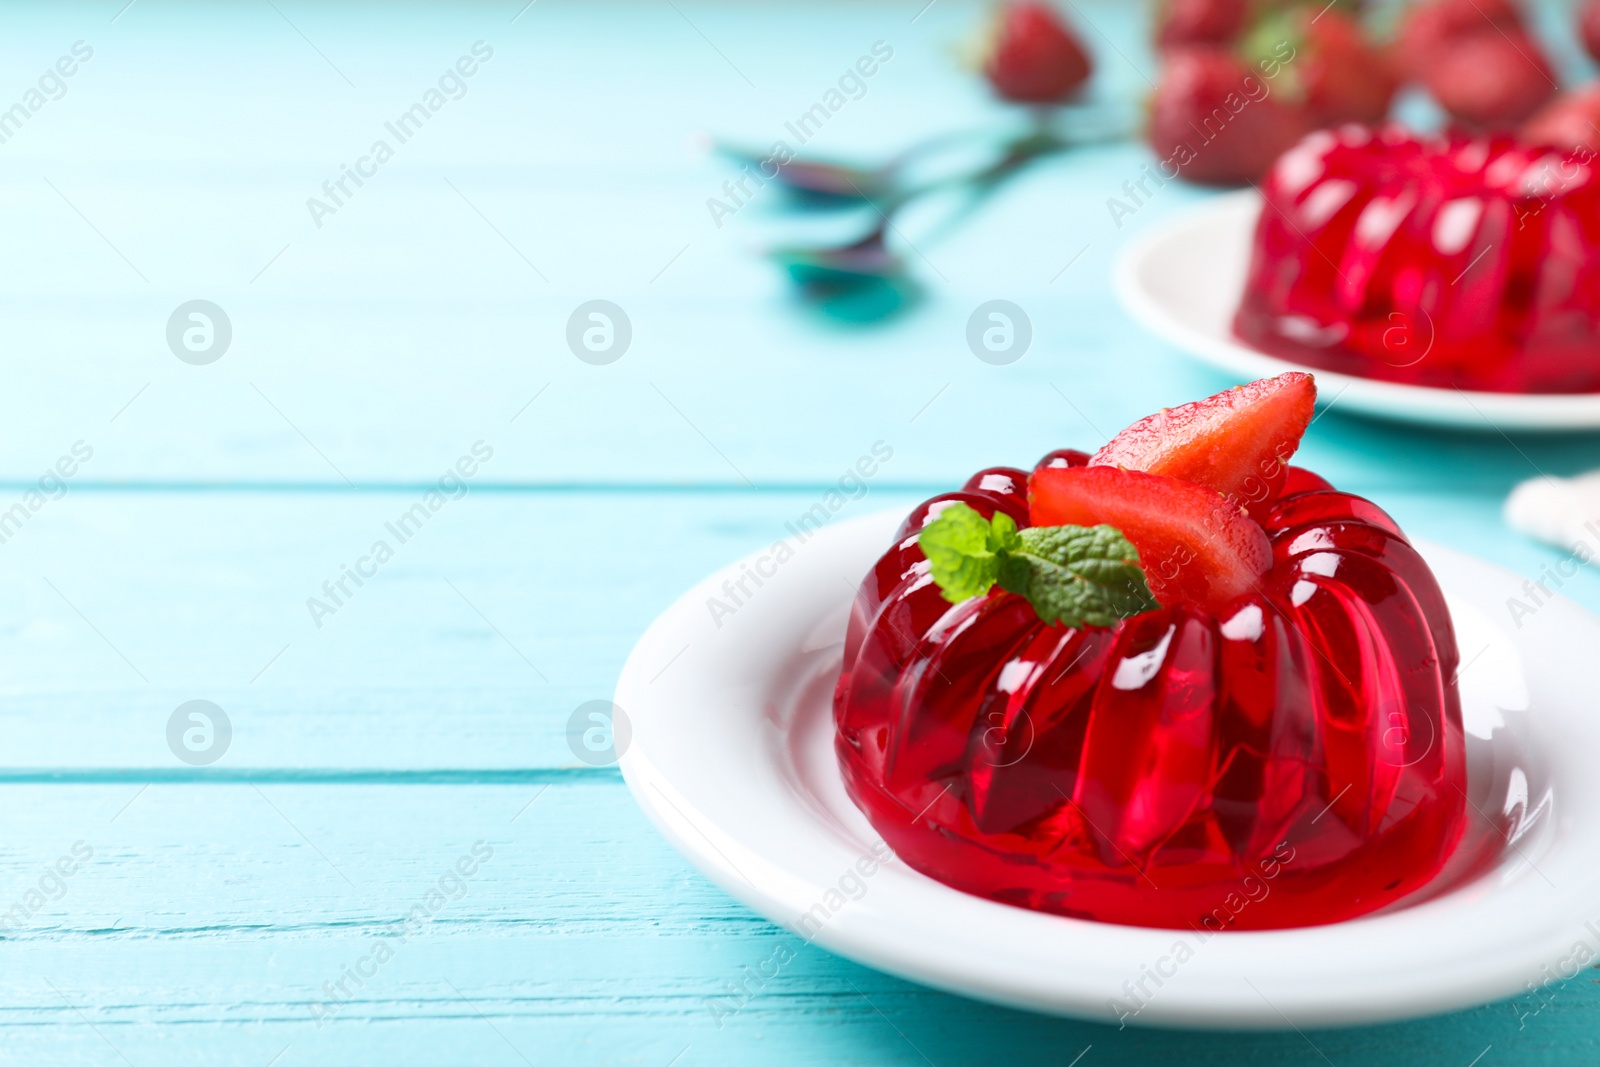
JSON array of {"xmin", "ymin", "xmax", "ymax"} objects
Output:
[
  {"xmin": 834, "ymin": 451, "xmax": 1466, "ymax": 930},
  {"xmin": 1235, "ymin": 125, "xmax": 1600, "ymax": 393}
]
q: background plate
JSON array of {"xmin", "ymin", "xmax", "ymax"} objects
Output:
[{"xmin": 1113, "ymin": 191, "xmax": 1600, "ymax": 431}]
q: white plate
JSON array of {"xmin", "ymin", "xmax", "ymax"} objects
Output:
[
  {"xmin": 617, "ymin": 508, "xmax": 1600, "ymax": 1030},
  {"xmin": 1113, "ymin": 190, "xmax": 1600, "ymax": 431}
]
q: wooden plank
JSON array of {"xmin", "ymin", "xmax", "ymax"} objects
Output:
[
  {"xmin": 0, "ymin": 781, "xmax": 1582, "ymax": 1064},
  {"xmin": 0, "ymin": 486, "xmax": 921, "ymax": 769},
  {"xmin": 10, "ymin": 169, "xmax": 1593, "ymax": 493},
  {"xmin": 0, "ymin": 0, "xmax": 1143, "ymax": 487},
  {"xmin": 0, "ymin": 3, "xmax": 1577, "ymax": 491},
  {"xmin": 0, "ymin": 487, "xmax": 1585, "ymax": 771}
]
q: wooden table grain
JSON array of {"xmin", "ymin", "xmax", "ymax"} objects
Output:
[{"xmin": 3, "ymin": 1, "xmax": 1599, "ymax": 1063}]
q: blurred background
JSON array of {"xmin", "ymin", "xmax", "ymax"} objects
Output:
[{"xmin": 1, "ymin": 1, "xmax": 1599, "ymax": 1064}]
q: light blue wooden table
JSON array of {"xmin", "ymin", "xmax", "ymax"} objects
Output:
[{"xmin": 5, "ymin": 1, "xmax": 1600, "ymax": 1063}]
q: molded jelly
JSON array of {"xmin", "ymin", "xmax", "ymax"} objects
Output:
[
  {"xmin": 833, "ymin": 454, "xmax": 1466, "ymax": 930},
  {"xmin": 1235, "ymin": 125, "xmax": 1600, "ymax": 393}
]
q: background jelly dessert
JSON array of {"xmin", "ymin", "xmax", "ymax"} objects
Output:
[
  {"xmin": 1235, "ymin": 125, "xmax": 1600, "ymax": 393},
  {"xmin": 834, "ymin": 448, "xmax": 1466, "ymax": 931}
]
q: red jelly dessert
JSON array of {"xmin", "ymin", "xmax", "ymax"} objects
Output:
[
  {"xmin": 1235, "ymin": 125, "xmax": 1600, "ymax": 393},
  {"xmin": 834, "ymin": 374, "xmax": 1466, "ymax": 930}
]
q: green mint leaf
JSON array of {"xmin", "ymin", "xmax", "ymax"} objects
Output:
[
  {"xmin": 997, "ymin": 524, "xmax": 1160, "ymax": 628},
  {"xmin": 918, "ymin": 504, "xmax": 1159, "ymax": 628},
  {"xmin": 916, "ymin": 502, "xmax": 1020, "ymax": 604}
]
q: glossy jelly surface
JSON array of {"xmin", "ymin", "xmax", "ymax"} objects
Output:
[
  {"xmin": 1235, "ymin": 125, "xmax": 1600, "ymax": 393},
  {"xmin": 833, "ymin": 454, "xmax": 1466, "ymax": 930}
]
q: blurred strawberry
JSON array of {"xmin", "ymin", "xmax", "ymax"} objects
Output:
[
  {"xmin": 982, "ymin": 1, "xmax": 1093, "ymax": 103},
  {"xmin": 1398, "ymin": 0, "xmax": 1523, "ymax": 78},
  {"xmin": 1421, "ymin": 29, "xmax": 1555, "ymax": 128},
  {"xmin": 1154, "ymin": 0, "xmax": 1249, "ymax": 49},
  {"xmin": 1268, "ymin": 7, "xmax": 1398, "ymax": 126},
  {"xmin": 1522, "ymin": 83, "xmax": 1600, "ymax": 152},
  {"xmin": 1147, "ymin": 46, "xmax": 1310, "ymax": 184},
  {"xmin": 1582, "ymin": 0, "xmax": 1600, "ymax": 64}
]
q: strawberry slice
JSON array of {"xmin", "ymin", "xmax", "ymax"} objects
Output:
[
  {"xmin": 1089, "ymin": 372, "xmax": 1315, "ymax": 510},
  {"xmin": 1030, "ymin": 465, "xmax": 1271, "ymax": 613}
]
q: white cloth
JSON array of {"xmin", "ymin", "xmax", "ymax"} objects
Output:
[{"xmin": 1504, "ymin": 472, "xmax": 1600, "ymax": 554}]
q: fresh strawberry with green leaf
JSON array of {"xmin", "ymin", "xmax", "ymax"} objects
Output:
[
  {"xmin": 1297, "ymin": 8, "xmax": 1397, "ymax": 126},
  {"xmin": 1238, "ymin": 6, "xmax": 1396, "ymax": 128},
  {"xmin": 982, "ymin": 1, "xmax": 1093, "ymax": 104}
]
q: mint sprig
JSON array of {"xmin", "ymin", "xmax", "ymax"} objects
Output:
[{"xmin": 917, "ymin": 502, "xmax": 1159, "ymax": 628}]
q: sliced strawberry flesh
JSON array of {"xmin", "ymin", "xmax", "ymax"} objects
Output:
[
  {"xmin": 1030, "ymin": 465, "xmax": 1272, "ymax": 613},
  {"xmin": 1089, "ymin": 372, "xmax": 1315, "ymax": 511}
]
